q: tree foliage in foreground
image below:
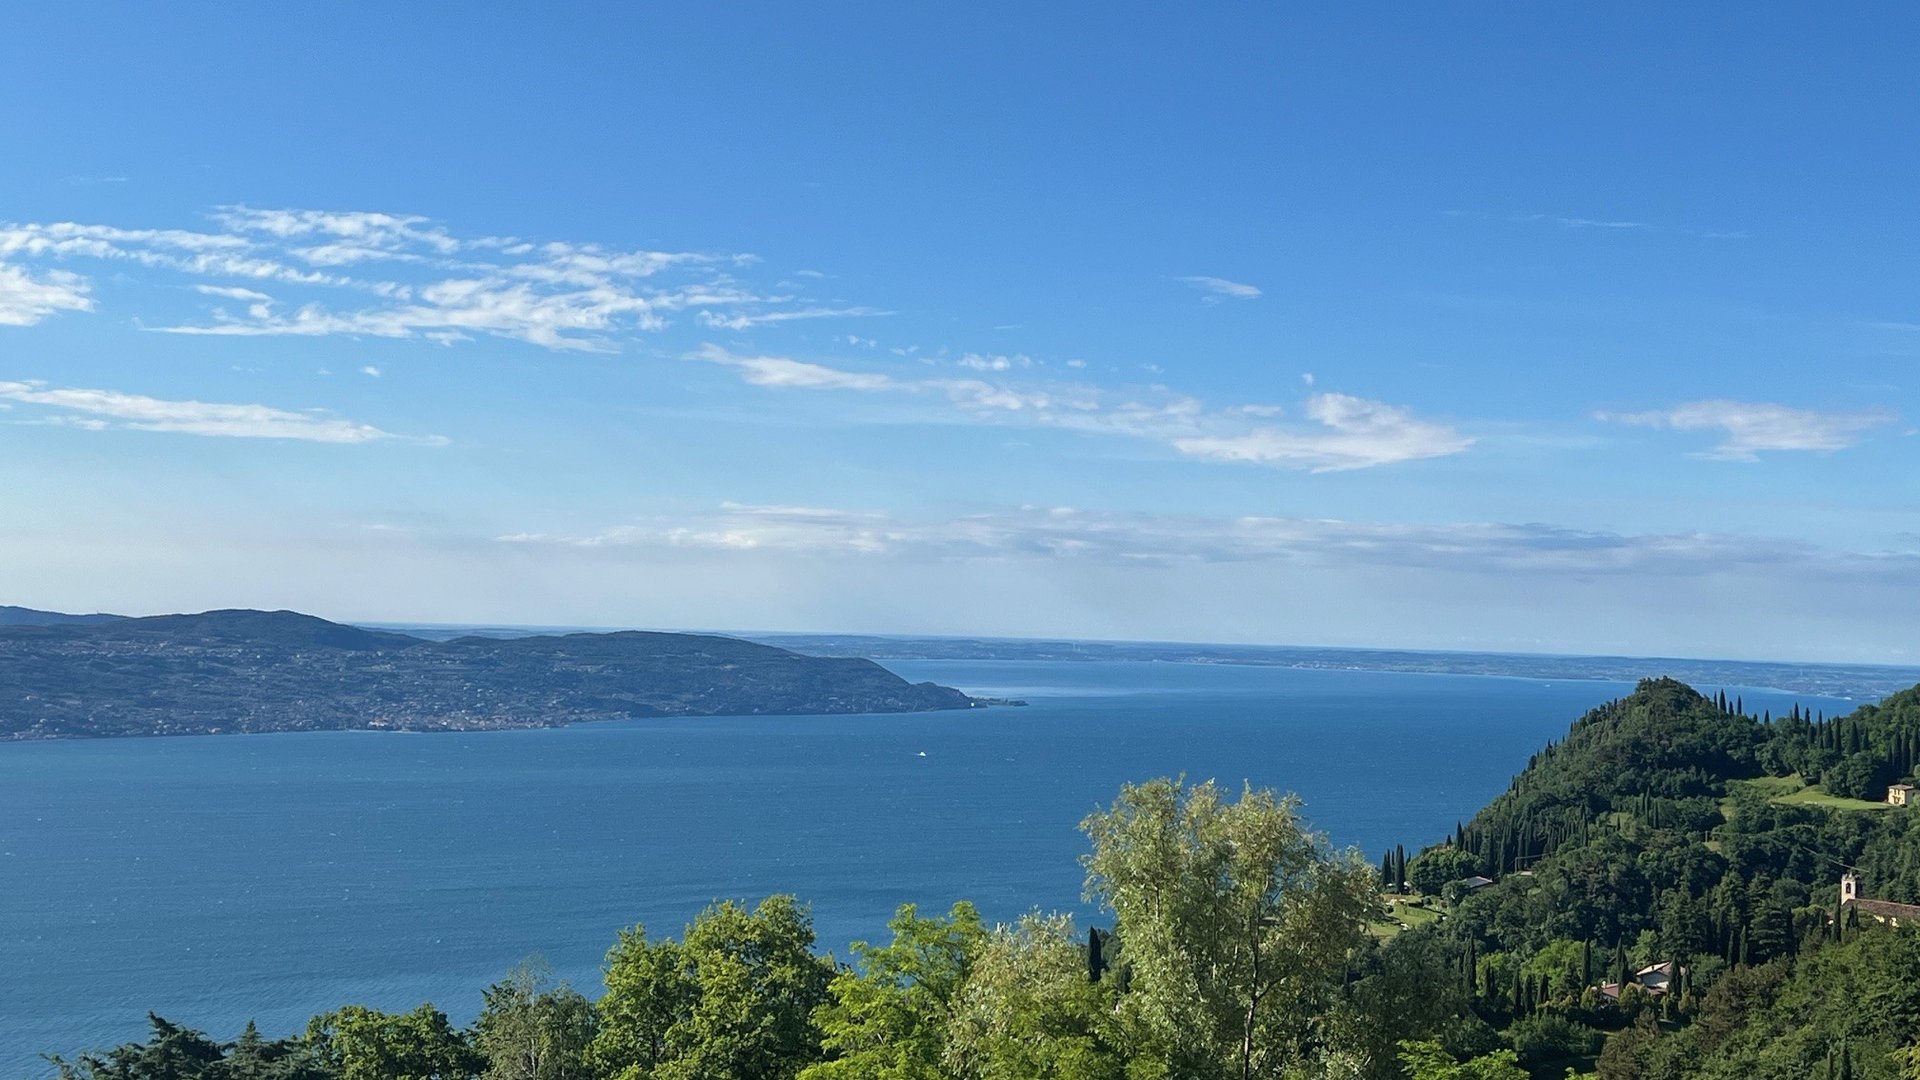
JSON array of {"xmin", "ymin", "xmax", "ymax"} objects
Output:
[
  {"xmin": 1081, "ymin": 777, "xmax": 1381, "ymax": 1080},
  {"xmin": 593, "ymin": 895, "xmax": 833, "ymax": 1080},
  {"xmin": 800, "ymin": 901, "xmax": 985, "ymax": 1080}
]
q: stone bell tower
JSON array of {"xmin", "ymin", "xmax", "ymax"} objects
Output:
[{"xmin": 1841, "ymin": 872, "xmax": 1858, "ymax": 904}]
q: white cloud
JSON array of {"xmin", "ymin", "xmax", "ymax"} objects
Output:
[
  {"xmin": 195, "ymin": 284, "xmax": 274, "ymax": 302},
  {"xmin": 0, "ymin": 264, "xmax": 93, "ymax": 326},
  {"xmin": 1598, "ymin": 400, "xmax": 1897, "ymax": 460},
  {"xmin": 209, "ymin": 206, "xmax": 460, "ymax": 255},
  {"xmin": 692, "ymin": 344, "xmax": 896, "ymax": 391},
  {"xmin": 697, "ymin": 306, "xmax": 890, "ymax": 330},
  {"xmin": 0, "ymin": 208, "xmax": 861, "ymax": 351},
  {"xmin": 0, "ymin": 380, "xmax": 441, "ymax": 444},
  {"xmin": 1172, "ymin": 393, "xmax": 1475, "ymax": 472},
  {"xmin": 1178, "ymin": 275, "xmax": 1262, "ymax": 302},
  {"xmin": 361, "ymin": 365, "xmax": 382, "ymax": 378},
  {"xmin": 689, "ymin": 346, "xmax": 1470, "ymax": 471},
  {"xmin": 955, "ymin": 353, "xmax": 1031, "ymax": 372},
  {"xmin": 0, "ymin": 221, "xmax": 350, "ymax": 288},
  {"xmin": 498, "ymin": 502, "xmax": 1920, "ymax": 586},
  {"xmin": 1512, "ymin": 213, "xmax": 1651, "ymax": 231}
]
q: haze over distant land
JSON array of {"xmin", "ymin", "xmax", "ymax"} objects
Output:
[
  {"xmin": 0, "ymin": 609, "xmax": 978, "ymax": 740},
  {"xmin": 378, "ymin": 622, "xmax": 1916, "ymax": 701},
  {"xmin": 764, "ymin": 635, "xmax": 1920, "ymax": 701},
  {"xmin": 0, "ymin": 605, "xmax": 122, "ymax": 627}
]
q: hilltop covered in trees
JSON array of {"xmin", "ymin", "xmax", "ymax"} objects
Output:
[
  {"xmin": 44, "ymin": 679, "xmax": 1920, "ymax": 1079},
  {"xmin": 1385, "ymin": 677, "xmax": 1920, "ymax": 1078}
]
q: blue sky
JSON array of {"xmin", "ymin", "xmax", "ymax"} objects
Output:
[{"xmin": 3, "ymin": 4, "xmax": 1917, "ymax": 661}]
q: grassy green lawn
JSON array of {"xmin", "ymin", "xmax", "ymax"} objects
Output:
[
  {"xmin": 1774, "ymin": 786, "xmax": 1891, "ymax": 811},
  {"xmin": 1730, "ymin": 774, "xmax": 1891, "ymax": 812},
  {"xmin": 1369, "ymin": 895, "xmax": 1444, "ymax": 939}
]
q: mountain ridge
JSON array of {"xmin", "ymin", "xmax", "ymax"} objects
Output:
[
  {"xmin": 0, "ymin": 608, "xmax": 982, "ymax": 739},
  {"xmin": 0, "ymin": 605, "xmax": 125, "ymax": 627}
]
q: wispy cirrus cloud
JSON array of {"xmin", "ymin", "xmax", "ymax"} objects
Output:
[
  {"xmin": 1511, "ymin": 213, "xmax": 1652, "ymax": 231},
  {"xmin": 0, "ymin": 207, "xmax": 874, "ymax": 351},
  {"xmin": 1172, "ymin": 393, "xmax": 1474, "ymax": 471},
  {"xmin": 697, "ymin": 306, "xmax": 891, "ymax": 330},
  {"xmin": 0, "ymin": 264, "xmax": 93, "ymax": 326},
  {"xmin": 697, "ymin": 347, "xmax": 897, "ymax": 392},
  {"xmin": 689, "ymin": 345, "xmax": 1469, "ymax": 471},
  {"xmin": 1444, "ymin": 209, "xmax": 1747, "ymax": 241},
  {"xmin": 498, "ymin": 501, "xmax": 1920, "ymax": 585},
  {"xmin": 0, "ymin": 380, "xmax": 442, "ymax": 444},
  {"xmin": 954, "ymin": 353, "xmax": 1032, "ymax": 372},
  {"xmin": 1597, "ymin": 399, "xmax": 1899, "ymax": 460},
  {"xmin": 194, "ymin": 284, "xmax": 274, "ymax": 303},
  {"xmin": 1178, "ymin": 275, "xmax": 1262, "ymax": 302}
]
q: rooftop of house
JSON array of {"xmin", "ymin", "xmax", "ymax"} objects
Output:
[{"xmin": 1851, "ymin": 897, "xmax": 1920, "ymax": 921}]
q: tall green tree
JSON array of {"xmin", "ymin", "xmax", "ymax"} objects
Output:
[
  {"xmin": 50, "ymin": 1015, "xmax": 230, "ymax": 1080},
  {"xmin": 942, "ymin": 913, "xmax": 1127, "ymax": 1080},
  {"xmin": 303, "ymin": 1003, "xmax": 480, "ymax": 1080},
  {"xmin": 49, "ymin": 1016, "xmax": 331, "ymax": 1080},
  {"xmin": 1406, "ymin": 847, "xmax": 1480, "ymax": 897},
  {"xmin": 592, "ymin": 929, "xmax": 693, "ymax": 1078},
  {"xmin": 800, "ymin": 902, "xmax": 986, "ymax": 1080},
  {"xmin": 592, "ymin": 895, "xmax": 833, "ymax": 1080},
  {"xmin": 1080, "ymin": 777, "xmax": 1380, "ymax": 1080},
  {"xmin": 1395, "ymin": 1040, "xmax": 1528, "ymax": 1080},
  {"xmin": 475, "ymin": 959, "xmax": 596, "ymax": 1080}
]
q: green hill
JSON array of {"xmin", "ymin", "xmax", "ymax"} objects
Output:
[{"xmin": 1379, "ymin": 677, "xmax": 1920, "ymax": 1077}]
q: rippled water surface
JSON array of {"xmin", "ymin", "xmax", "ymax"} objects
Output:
[{"xmin": 0, "ymin": 659, "xmax": 1854, "ymax": 1075}]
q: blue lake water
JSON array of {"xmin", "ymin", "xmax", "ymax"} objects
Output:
[{"xmin": 0, "ymin": 659, "xmax": 1857, "ymax": 1074}]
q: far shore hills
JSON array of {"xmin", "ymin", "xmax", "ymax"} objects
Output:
[
  {"xmin": 370, "ymin": 618, "xmax": 1916, "ymax": 701},
  {"xmin": 3, "ymin": 604, "xmax": 1914, "ymax": 741},
  {"xmin": 0, "ymin": 607, "xmax": 989, "ymax": 741}
]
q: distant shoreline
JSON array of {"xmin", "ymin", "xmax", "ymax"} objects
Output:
[{"xmin": 364, "ymin": 622, "xmax": 1917, "ymax": 699}]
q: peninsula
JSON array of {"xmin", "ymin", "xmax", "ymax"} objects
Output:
[{"xmin": 0, "ymin": 608, "xmax": 981, "ymax": 739}]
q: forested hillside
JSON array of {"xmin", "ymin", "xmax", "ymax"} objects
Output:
[
  {"xmin": 1382, "ymin": 677, "xmax": 1920, "ymax": 1078},
  {"xmin": 44, "ymin": 679, "xmax": 1920, "ymax": 1079},
  {"xmin": 0, "ymin": 609, "xmax": 980, "ymax": 738}
]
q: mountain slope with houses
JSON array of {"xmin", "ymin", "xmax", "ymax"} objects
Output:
[{"xmin": 0, "ymin": 608, "xmax": 983, "ymax": 739}]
